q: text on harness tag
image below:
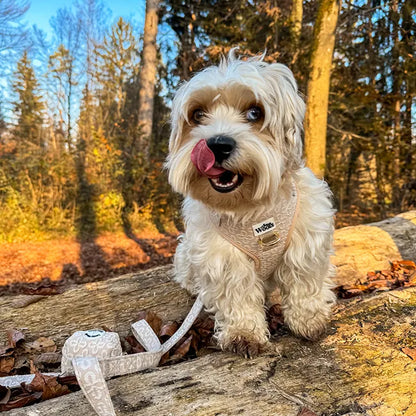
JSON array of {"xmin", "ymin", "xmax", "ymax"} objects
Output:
[{"xmin": 252, "ymin": 217, "xmax": 276, "ymax": 237}]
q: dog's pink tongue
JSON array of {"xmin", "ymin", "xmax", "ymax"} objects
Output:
[{"xmin": 191, "ymin": 139, "xmax": 226, "ymax": 178}]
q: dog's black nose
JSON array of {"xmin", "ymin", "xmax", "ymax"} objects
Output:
[{"xmin": 206, "ymin": 136, "xmax": 236, "ymax": 163}]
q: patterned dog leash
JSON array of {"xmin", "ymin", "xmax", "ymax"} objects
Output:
[{"xmin": 0, "ymin": 295, "xmax": 204, "ymax": 416}]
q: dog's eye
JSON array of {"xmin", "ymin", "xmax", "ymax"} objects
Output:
[
  {"xmin": 246, "ymin": 106, "xmax": 263, "ymax": 122},
  {"xmin": 192, "ymin": 109, "xmax": 206, "ymax": 124}
]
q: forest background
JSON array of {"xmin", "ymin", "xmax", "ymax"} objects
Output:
[{"xmin": 0, "ymin": 0, "xmax": 415, "ymax": 287}]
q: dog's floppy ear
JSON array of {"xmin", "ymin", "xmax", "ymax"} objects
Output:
[
  {"xmin": 262, "ymin": 63, "xmax": 305, "ymax": 165},
  {"xmin": 169, "ymin": 80, "xmax": 189, "ymax": 155}
]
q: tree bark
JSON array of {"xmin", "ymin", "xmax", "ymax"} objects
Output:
[
  {"xmin": 304, "ymin": 0, "xmax": 341, "ymax": 178},
  {"xmin": 391, "ymin": 0, "xmax": 403, "ymax": 208},
  {"xmin": 138, "ymin": 0, "xmax": 159, "ymax": 156},
  {"xmin": 289, "ymin": 0, "xmax": 303, "ymax": 48},
  {"xmin": 2, "ymin": 212, "xmax": 416, "ymax": 415},
  {"xmin": 402, "ymin": 0, "xmax": 414, "ymax": 181}
]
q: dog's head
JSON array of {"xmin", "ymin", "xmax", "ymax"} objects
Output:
[{"xmin": 165, "ymin": 51, "xmax": 305, "ymax": 212}]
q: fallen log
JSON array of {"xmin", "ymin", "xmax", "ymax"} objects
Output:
[
  {"xmin": 0, "ymin": 266, "xmax": 191, "ymax": 349},
  {"xmin": 1, "ymin": 211, "xmax": 416, "ymax": 415},
  {"xmin": 333, "ymin": 210, "xmax": 416, "ymax": 284},
  {"xmin": 5, "ymin": 289, "xmax": 416, "ymax": 416}
]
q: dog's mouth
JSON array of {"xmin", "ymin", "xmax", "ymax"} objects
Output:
[{"xmin": 209, "ymin": 170, "xmax": 243, "ymax": 193}]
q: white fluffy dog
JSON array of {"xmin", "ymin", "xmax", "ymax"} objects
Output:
[{"xmin": 165, "ymin": 51, "xmax": 336, "ymax": 357}]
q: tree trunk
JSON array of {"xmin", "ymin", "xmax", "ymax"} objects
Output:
[
  {"xmin": 402, "ymin": 0, "xmax": 414, "ymax": 181},
  {"xmin": 137, "ymin": 0, "xmax": 159, "ymax": 156},
  {"xmin": 289, "ymin": 0, "xmax": 302, "ymax": 48},
  {"xmin": 304, "ymin": 0, "xmax": 341, "ymax": 178},
  {"xmin": 2, "ymin": 212, "xmax": 416, "ymax": 416},
  {"xmin": 391, "ymin": 0, "xmax": 402, "ymax": 209}
]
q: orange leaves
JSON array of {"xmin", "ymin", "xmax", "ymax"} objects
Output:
[
  {"xmin": 0, "ymin": 357, "xmax": 15, "ymax": 376},
  {"xmin": 0, "ymin": 329, "xmax": 76, "ymax": 411},
  {"xmin": 0, "ymin": 372, "xmax": 76, "ymax": 411},
  {"xmin": 0, "ymin": 329, "xmax": 26, "ymax": 377},
  {"xmin": 0, "ymin": 329, "xmax": 58, "ymax": 378},
  {"xmin": 335, "ymin": 260, "xmax": 416, "ymax": 299},
  {"xmin": 26, "ymin": 371, "xmax": 70, "ymax": 401}
]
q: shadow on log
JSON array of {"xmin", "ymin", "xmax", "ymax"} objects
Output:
[{"xmin": 1, "ymin": 211, "xmax": 416, "ymax": 415}]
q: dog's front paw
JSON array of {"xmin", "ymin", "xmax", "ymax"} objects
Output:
[
  {"xmin": 220, "ymin": 331, "xmax": 269, "ymax": 358},
  {"xmin": 282, "ymin": 285, "xmax": 336, "ymax": 341},
  {"xmin": 284, "ymin": 308, "xmax": 330, "ymax": 341}
]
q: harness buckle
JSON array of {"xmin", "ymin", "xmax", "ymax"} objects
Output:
[{"xmin": 257, "ymin": 231, "xmax": 280, "ymax": 248}]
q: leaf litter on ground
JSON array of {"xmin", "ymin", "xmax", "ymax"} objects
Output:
[{"xmin": 335, "ymin": 260, "xmax": 416, "ymax": 299}]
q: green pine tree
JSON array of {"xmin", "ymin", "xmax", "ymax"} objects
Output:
[{"xmin": 12, "ymin": 51, "xmax": 44, "ymax": 149}]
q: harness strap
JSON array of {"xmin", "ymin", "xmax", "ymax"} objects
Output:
[{"xmin": 210, "ymin": 182, "xmax": 299, "ymax": 280}]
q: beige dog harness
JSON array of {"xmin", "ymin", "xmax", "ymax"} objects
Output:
[{"xmin": 210, "ymin": 183, "xmax": 299, "ymax": 280}]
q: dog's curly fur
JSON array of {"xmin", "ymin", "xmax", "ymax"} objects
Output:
[{"xmin": 165, "ymin": 51, "xmax": 336, "ymax": 357}]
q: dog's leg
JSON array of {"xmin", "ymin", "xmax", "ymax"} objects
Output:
[
  {"xmin": 198, "ymin": 247, "xmax": 269, "ymax": 358},
  {"xmin": 173, "ymin": 235, "xmax": 198, "ymax": 295},
  {"xmin": 268, "ymin": 170, "xmax": 337, "ymax": 340},
  {"xmin": 274, "ymin": 233, "xmax": 336, "ymax": 341},
  {"xmin": 278, "ymin": 267, "xmax": 335, "ymax": 341}
]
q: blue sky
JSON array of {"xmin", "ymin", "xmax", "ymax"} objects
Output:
[
  {"xmin": 25, "ymin": 0, "xmax": 146, "ymax": 37},
  {"xmin": 1, "ymin": 0, "xmax": 178, "ymax": 120}
]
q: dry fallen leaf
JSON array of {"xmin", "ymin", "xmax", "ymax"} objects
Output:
[
  {"xmin": 0, "ymin": 385, "xmax": 11, "ymax": 404},
  {"xmin": 123, "ymin": 312, "xmax": 215, "ymax": 365},
  {"xmin": 335, "ymin": 260, "xmax": 416, "ymax": 298},
  {"xmin": 297, "ymin": 407, "xmax": 318, "ymax": 416},
  {"xmin": 170, "ymin": 335, "xmax": 193, "ymax": 362},
  {"xmin": 0, "ymin": 328, "xmax": 26, "ymax": 357},
  {"xmin": 124, "ymin": 335, "xmax": 145, "ymax": 354},
  {"xmin": 159, "ymin": 322, "xmax": 179, "ymax": 341},
  {"xmin": 0, "ymin": 356, "xmax": 15, "ymax": 375},
  {"xmin": 0, "ymin": 392, "xmax": 41, "ymax": 411},
  {"xmin": 24, "ymin": 337, "xmax": 57, "ymax": 354},
  {"xmin": 0, "ymin": 346, "xmax": 13, "ymax": 358},
  {"xmin": 192, "ymin": 317, "xmax": 215, "ymax": 340},
  {"xmin": 27, "ymin": 371, "xmax": 70, "ymax": 400},
  {"xmin": 267, "ymin": 304, "xmax": 285, "ymax": 334},
  {"xmin": 57, "ymin": 375, "xmax": 78, "ymax": 386},
  {"xmin": 7, "ymin": 329, "xmax": 25, "ymax": 348},
  {"xmin": 12, "ymin": 355, "xmax": 30, "ymax": 373},
  {"xmin": 401, "ymin": 347, "xmax": 416, "ymax": 360},
  {"xmin": 137, "ymin": 311, "xmax": 162, "ymax": 335}
]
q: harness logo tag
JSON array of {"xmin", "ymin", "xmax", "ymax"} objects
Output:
[{"xmin": 252, "ymin": 217, "xmax": 276, "ymax": 237}]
